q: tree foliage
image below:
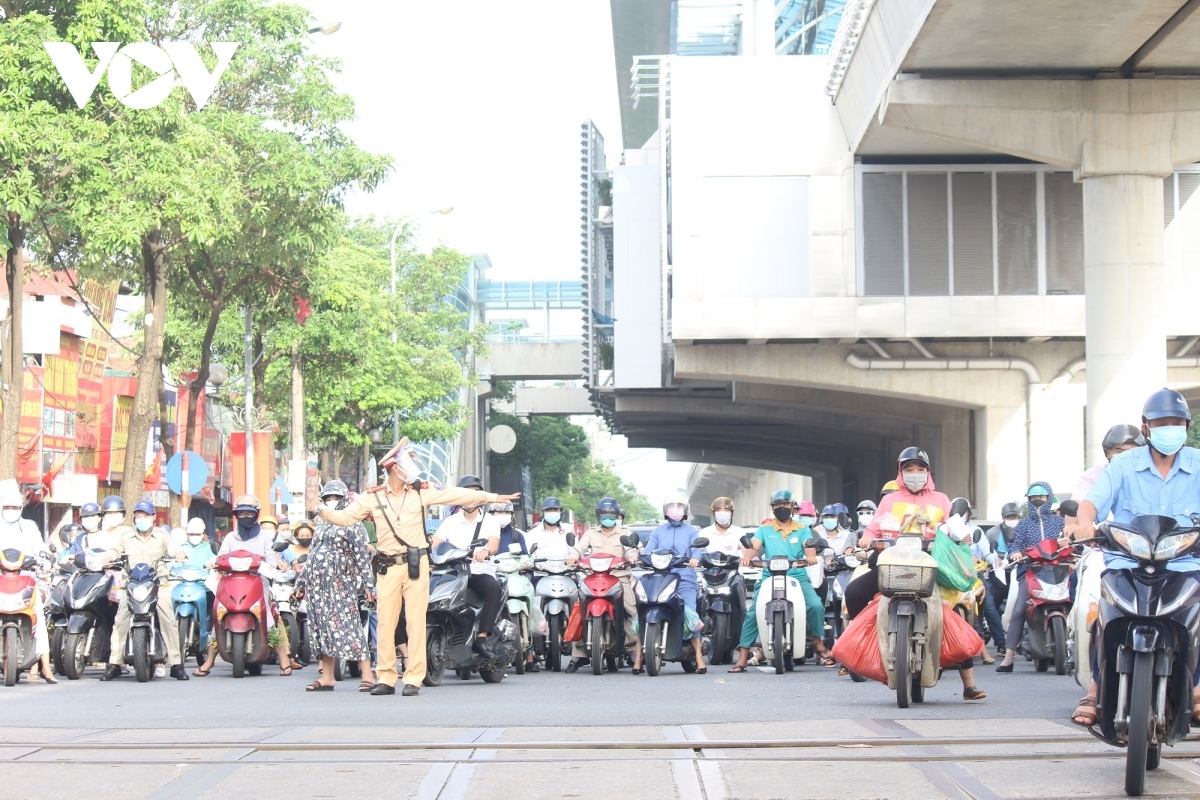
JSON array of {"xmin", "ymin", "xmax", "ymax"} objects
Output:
[
  {"xmin": 488, "ymin": 413, "xmax": 590, "ymax": 502},
  {"xmin": 556, "ymin": 459, "xmax": 657, "ymax": 523}
]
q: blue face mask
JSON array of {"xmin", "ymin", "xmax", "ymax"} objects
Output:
[
  {"xmin": 1150, "ymin": 425, "xmax": 1188, "ymax": 456},
  {"xmin": 797, "ymin": 515, "xmax": 816, "ymax": 527},
  {"xmin": 599, "ymin": 515, "xmax": 617, "ymax": 528},
  {"xmin": 821, "ymin": 518, "xmax": 838, "ymax": 531}
]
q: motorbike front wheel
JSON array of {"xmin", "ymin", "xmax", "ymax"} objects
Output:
[
  {"xmin": 50, "ymin": 627, "xmax": 65, "ymax": 677},
  {"xmin": 895, "ymin": 614, "xmax": 912, "ymax": 709},
  {"xmin": 643, "ymin": 621, "xmax": 663, "ymax": 677},
  {"xmin": 710, "ymin": 614, "xmax": 729, "ymax": 665},
  {"xmin": 230, "ymin": 630, "xmax": 247, "ymax": 678},
  {"xmin": 514, "ymin": 614, "xmax": 527, "ymax": 675},
  {"xmin": 590, "ymin": 619, "xmax": 604, "ymax": 676},
  {"xmin": 1125, "ymin": 650, "xmax": 1154, "ymax": 796},
  {"xmin": 177, "ymin": 617, "xmax": 195, "ymax": 665},
  {"xmin": 131, "ymin": 627, "xmax": 152, "ymax": 682},
  {"xmin": 63, "ymin": 631, "xmax": 88, "ymax": 680},
  {"xmin": 423, "ymin": 628, "xmax": 447, "ymax": 687},
  {"xmin": 1051, "ymin": 616, "xmax": 1067, "ymax": 676},
  {"xmin": 773, "ymin": 611, "xmax": 786, "ymax": 675},
  {"xmin": 3, "ymin": 627, "xmax": 17, "ymax": 687},
  {"xmin": 548, "ymin": 614, "xmax": 563, "ymax": 672}
]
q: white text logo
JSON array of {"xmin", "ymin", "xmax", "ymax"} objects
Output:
[{"xmin": 43, "ymin": 42, "xmax": 240, "ymax": 110}]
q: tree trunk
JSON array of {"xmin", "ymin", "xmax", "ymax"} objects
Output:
[
  {"xmin": 361, "ymin": 438, "xmax": 370, "ymax": 492},
  {"xmin": 121, "ymin": 231, "xmax": 168, "ymax": 513},
  {"xmin": 332, "ymin": 448, "xmax": 344, "ymax": 487},
  {"xmin": 319, "ymin": 449, "xmax": 330, "ymax": 483},
  {"xmin": 290, "ymin": 340, "xmax": 304, "ymax": 462},
  {"xmin": 0, "ymin": 219, "xmax": 25, "ymax": 480},
  {"xmin": 158, "ymin": 380, "xmax": 179, "ymax": 527},
  {"xmin": 183, "ymin": 298, "xmax": 223, "ymax": 454}
]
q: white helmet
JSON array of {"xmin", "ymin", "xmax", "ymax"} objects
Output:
[{"xmin": 662, "ymin": 490, "xmax": 689, "ymax": 519}]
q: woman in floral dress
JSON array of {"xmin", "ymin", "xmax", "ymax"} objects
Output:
[{"xmin": 297, "ymin": 480, "xmax": 375, "ymax": 691}]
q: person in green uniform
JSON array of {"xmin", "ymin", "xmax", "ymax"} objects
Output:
[{"xmin": 727, "ymin": 490, "xmax": 833, "ymax": 673}]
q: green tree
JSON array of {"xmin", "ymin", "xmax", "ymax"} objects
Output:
[
  {"xmin": 554, "ymin": 459, "xmax": 657, "ymax": 523},
  {"xmin": 488, "ymin": 413, "xmax": 590, "ymax": 502}
]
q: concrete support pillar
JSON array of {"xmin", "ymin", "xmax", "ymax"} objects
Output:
[
  {"xmin": 1083, "ymin": 174, "xmax": 1166, "ymax": 466},
  {"xmin": 982, "ymin": 404, "xmax": 1029, "ymax": 519}
]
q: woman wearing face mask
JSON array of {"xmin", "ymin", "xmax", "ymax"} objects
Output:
[
  {"xmin": 61, "ymin": 496, "xmax": 127, "ymax": 563},
  {"xmin": 855, "ymin": 500, "xmax": 876, "ymax": 531},
  {"xmin": 0, "ymin": 487, "xmax": 56, "ymax": 683},
  {"xmin": 858, "ymin": 448, "xmax": 952, "ymax": 547},
  {"xmin": 995, "ymin": 481, "xmax": 1064, "ymax": 673},
  {"xmin": 794, "ymin": 501, "xmax": 818, "ymax": 530},
  {"xmin": 488, "ymin": 502, "xmax": 526, "ymax": 554}
]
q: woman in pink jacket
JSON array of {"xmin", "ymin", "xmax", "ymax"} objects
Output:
[{"xmin": 858, "ymin": 447, "xmax": 952, "ymax": 547}]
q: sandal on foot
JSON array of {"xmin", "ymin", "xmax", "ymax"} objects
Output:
[
  {"xmin": 820, "ymin": 656, "xmax": 838, "ymax": 668},
  {"xmin": 280, "ymin": 666, "xmax": 293, "ymax": 676},
  {"xmin": 42, "ymin": 673, "xmax": 58, "ymax": 684},
  {"xmin": 838, "ymin": 667, "xmax": 849, "ymax": 677},
  {"xmin": 305, "ymin": 681, "xmax": 334, "ymax": 691},
  {"xmin": 727, "ymin": 664, "xmax": 749, "ymax": 673},
  {"xmin": 193, "ymin": 668, "xmax": 210, "ymax": 677},
  {"xmin": 1072, "ymin": 697, "xmax": 1098, "ymax": 726},
  {"xmin": 358, "ymin": 681, "xmax": 376, "ymax": 692},
  {"xmin": 289, "ymin": 659, "xmax": 305, "ymax": 670}
]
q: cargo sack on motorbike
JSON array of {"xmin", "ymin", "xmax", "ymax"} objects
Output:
[
  {"xmin": 830, "ymin": 597, "xmax": 888, "ymax": 684},
  {"xmin": 563, "ymin": 601, "xmax": 584, "ymax": 642},
  {"xmin": 931, "ymin": 531, "xmax": 976, "ymax": 592},
  {"xmin": 940, "ymin": 603, "xmax": 984, "ymax": 665},
  {"xmin": 682, "ymin": 606, "xmax": 704, "ymax": 638}
]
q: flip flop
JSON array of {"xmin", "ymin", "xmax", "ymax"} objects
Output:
[
  {"xmin": 820, "ymin": 656, "xmax": 838, "ymax": 668},
  {"xmin": 358, "ymin": 681, "xmax": 376, "ymax": 692},
  {"xmin": 306, "ymin": 681, "xmax": 334, "ymax": 692},
  {"xmin": 727, "ymin": 665, "xmax": 749, "ymax": 673},
  {"xmin": 193, "ymin": 668, "xmax": 210, "ymax": 677},
  {"xmin": 280, "ymin": 666, "xmax": 293, "ymax": 676}
]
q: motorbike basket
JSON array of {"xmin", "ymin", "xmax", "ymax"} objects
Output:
[{"xmin": 878, "ymin": 563, "xmax": 936, "ymax": 597}]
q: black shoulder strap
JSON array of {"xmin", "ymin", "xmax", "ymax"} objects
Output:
[{"xmin": 373, "ymin": 491, "xmax": 403, "ymax": 547}]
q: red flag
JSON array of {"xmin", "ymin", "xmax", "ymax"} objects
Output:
[
  {"xmin": 143, "ymin": 448, "xmax": 163, "ymax": 492},
  {"xmin": 295, "ymin": 296, "xmax": 312, "ymax": 326},
  {"xmin": 40, "ymin": 452, "xmax": 71, "ymax": 490}
]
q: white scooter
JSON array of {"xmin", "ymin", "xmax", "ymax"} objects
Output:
[
  {"xmin": 747, "ymin": 534, "xmax": 812, "ymax": 674},
  {"xmin": 532, "ymin": 537, "xmax": 579, "ymax": 672},
  {"xmin": 1069, "ymin": 546, "xmax": 1105, "ymax": 689},
  {"xmin": 495, "ymin": 546, "xmax": 539, "ymax": 675}
]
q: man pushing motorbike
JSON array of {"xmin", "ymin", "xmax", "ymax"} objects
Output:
[{"xmin": 309, "ymin": 437, "xmax": 518, "ymax": 696}]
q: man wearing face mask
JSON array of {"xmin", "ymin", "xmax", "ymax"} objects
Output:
[
  {"xmin": 101, "ymin": 500, "xmax": 189, "ymax": 681},
  {"xmin": 62, "ymin": 497, "xmax": 128, "ymax": 563},
  {"xmin": 489, "ymin": 502, "xmax": 526, "ymax": 554},
  {"xmin": 855, "ymin": 500, "xmax": 876, "ymax": 532},
  {"xmin": 567, "ymin": 497, "xmax": 639, "ymax": 672},
  {"xmin": 700, "ymin": 497, "xmax": 747, "ymax": 557},
  {"xmin": 819, "ymin": 504, "xmax": 855, "ymax": 555},
  {"xmin": 526, "ymin": 497, "xmax": 571, "ymax": 557},
  {"xmin": 635, "ymin": 492, "xmax": 707, "ymax": 673},
  {"xmin": 0, "ymin": 485, "xmax": 56, "ymax": 683}
]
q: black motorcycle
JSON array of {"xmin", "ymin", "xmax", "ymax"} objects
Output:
[
  {"xmin": 700, "ymin": 550, "xmax": 744, "ymax": 665},
  {"xmin": 423, "ymin": 540, "xmax": 518, "ymax": 686},
  {"xmin": 124, "ymin": 560, "xmax": 170, "ymax": 682},
  {"xmin": 46, "ymin": 562, "xmax": 74, "ymax": 677},
  {"xmin": 1089, "ymin": 516, "xmax": 1200, "ymax": 797},
  {"xmin": 823, "ymin": 551, "xmax": 862, "ymax": 649},
  {"xmin": 60, "ymin": 550, "xmax": 123, "ymax": 680}
]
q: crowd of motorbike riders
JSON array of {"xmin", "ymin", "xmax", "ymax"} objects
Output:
[{"xmin": 1, "ymin": 388, "xmax": 1199, "ymax": 724}]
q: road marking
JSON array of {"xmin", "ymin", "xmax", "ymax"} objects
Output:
[
  {"xmin": 680, "ymin": 725, "xmax": 729, "ymax": 800},
  {"xmin": 871, "ymin": 718, "xmax": 1003, "ymax": 800},
  {"xmin": 141, "ymin": 765, "xmax": 245, "ymax": 800},
  {"xmin": 254, "ymin": 726, "xmax": 310, "ymax": 743},
  {"xmin": 663, "ymin": 727, "xmax": 705, "ymax": 800},
  {"xmin": 1159, "ymin": 757, "xmax": 1200, "ymax": 788},
  {"xmin": 412, "ymin": 728, "xmax": 486, "ymax": 800},
  {"xmin": 412, "ymin": 728, "xmax": 507, "ymax": 800}
]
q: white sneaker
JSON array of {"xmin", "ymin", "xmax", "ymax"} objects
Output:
[{"xmin": 154, "ymin": 665, "xmax": 166, "ymax": 678}]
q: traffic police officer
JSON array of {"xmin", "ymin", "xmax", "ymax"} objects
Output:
[{"xmin": 311, "ymin": 437, "xmax": 517, "ymax": 696}]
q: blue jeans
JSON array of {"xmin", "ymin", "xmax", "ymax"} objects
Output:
[
  {"xmin": 677, "ymin": 580, "xmax": 701, "ymax": 640},
  {"xmin": 979, "ymin": 576, "xmax": 1005, "ymax": 650}
]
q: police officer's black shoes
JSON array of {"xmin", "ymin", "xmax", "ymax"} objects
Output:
[
  {"xmin": 100, "ymin": 664, "xmax": 122, "ymax": 681},
  {"xmin": 170, "ymin": 665, "xmax": 189, "ymax": 681},
  {"xmin": 565, "ymin": 658, "xmax": 589, "ymax": 673},
  {"xmin": 370, "ymin": 683, "xmax": 396, "ymax": 695},
  {"xmin": 401, "ymin": 684, "xmax": 419, "ymax": 696}
]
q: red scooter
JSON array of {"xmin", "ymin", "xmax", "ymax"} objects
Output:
[
  {"xmin": 213, "ymin": 550, "xmax": 272, "ymax": 678},
  {"xmin": 1018, "ymin": 538, "xmax": 1075, "ymax": 675},
  {"xmin": 577, "ymin": 552, "xmax": 631, "ymax": 675}
]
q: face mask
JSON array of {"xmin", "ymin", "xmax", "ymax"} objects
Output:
[
  {"xmin": 187, "ymin": 535, "xmax": 205, "ymax": 545},
  {"xmin": 714, "ymin": 511, "xmax": 733, "ymax": 527},
  {"xmin": 902, "ymin": 473, "xmax": 928, "ymax": 492},
  {"xmin": 798, "ymin": 515, "xmax": 816, "ymax": 527},
  {"xmin": 260, "ymin": 526, "xmax": 276, "ymax": 538},
  {"xmin": 1150, "ymin": 425, "xmax": 1188, "ymax": 456},
  {"xmin": 134, "ymin": 518, "xmax": 153, "ymax": 532},
  {"xmin": 858, "ymin": 512, "xmax": 874, "ymax": 526},
  {"xmin": 821, "ymin": 518, "xmax": 838, "ymax": 531},
  {"xmin": 1, "ymin": 509, "xmax": 20, "ymax": 524},
  {"xmin": 599, "ymin": 515, "xmax": 617, "ymax": 528},
  {"xmin": 665, "ymin": 508, "xmax": 685, "ymax": 523},
  {"xmin": 236, "ymin": 516, "xmax": 258, "ymax": 539},
  {"xmin": 1028, "ymin": 497, "xmax": 1047, "ymax": 509},
  {"xmin": 1003, "ymin": 519, "xmax": 1018, "ymax": 529},
  {"xmin": 296, "ymin": 537, "xmax": 313, "ymax": 547},
  {"xmin": 102, "ymin": 513, "xmax": 123, "ymax": 530},
  {"xmin": 543, "ymin": 512, "xmax": 561, "ymax": 526},
  {"xmin": 773, "ymin": 507, "xmax": 792, "ymax": 523},
  {"xmin": 82, "ymin": 516, "xmax": 100, "ymax": 532},
  {"xmin": 495, "ymin": 513, "xmax": 513, "ymax": 527}
]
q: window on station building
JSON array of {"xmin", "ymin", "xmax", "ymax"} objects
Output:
[{"xmin": 859, "ymin": 167, "xmax": 1085, "ymax": 297}]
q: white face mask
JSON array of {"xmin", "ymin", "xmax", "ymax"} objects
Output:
[
  {"xmin": 858, "ymin": 512, "xmax": 874, "ymax": 526},
  {"xmin": 1003, "ymin": 519, "xmax": 1018, "ymax": 529},
  {"xmin": 902, "ymin": 473, "xmax": 928, "ymax": 492},
  {"xmin": 713, "ymin": 510, "xmax": 733, "ymax": 527},
  {"xmin": 187, "ymin": 535, "xmax": 205, "ymax": 546},
  {"xmin": 494, "ymin": 513, "xmax": 512, "ymax": 527},
  {"xmin": 82, "ymin": 516, "xmax": 100, "ymax": 532},
  {"xmin": 1, "ymin": 509, "xmax": 20, "ymax": 524},
  {"xmin": 102, "ymin": 513, "xmax": 123, "ymax": 530}
]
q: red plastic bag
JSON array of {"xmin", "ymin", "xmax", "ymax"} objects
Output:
[
  {"xmin": 563, "ymin": 601, "xmax": 584, "ymax": 643},
  {"xmin": 831, "ymin": 596, "xmax": 887, "ymax": 684},
  {"xmin": 940, "ymin": 605, "xmax": 984, "ymax": 665}
]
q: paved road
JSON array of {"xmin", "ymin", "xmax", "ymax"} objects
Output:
[{"xmin": 0, "ymin": 656, "xmax": 1084, "ymax": 729}]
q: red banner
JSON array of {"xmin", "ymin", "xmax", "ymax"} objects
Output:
[{"xmin": 229, "ymin": 431, "xmax": 274, "ymax": 504}]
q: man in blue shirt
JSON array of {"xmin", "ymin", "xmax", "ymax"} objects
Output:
[
  {"xmin": 1067, "ymin": 387, "xmax": 1200, "ymax": 726},
  {"xmin": 633, "ymin": 491, "xmax": 707, "ymax": 674}
]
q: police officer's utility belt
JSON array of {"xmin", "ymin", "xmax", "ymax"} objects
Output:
[{"xmin": 372, "ymin": 548, "xmax": 428, "ymax": 579}]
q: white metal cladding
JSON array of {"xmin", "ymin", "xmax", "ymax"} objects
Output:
[{"xmin": 858, "ymin": 165, "xmax": 1086, "ymax": 297}]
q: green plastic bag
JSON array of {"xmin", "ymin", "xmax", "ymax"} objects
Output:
[
  {"xmin": 683, "ymin": 606, "xmax": 704, "ymax": 638},
  {"xmin": 931, "ymin": 530, "xmax": 976, "ymax": 592}
]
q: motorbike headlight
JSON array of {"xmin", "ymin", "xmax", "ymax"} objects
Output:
[
  {"xmin": 84, "ymin": 554, "xmax": 106, "ymax": 572},
  {"xmin": 128, "ymin": 584, "xmax": 152, "ymax": 602},
  {"xmin": 1155, "ymin": 532, "xmax": 1199, "ymax": 561},
  {"xmin": 0, "ymin": 595, "xmax": 28, "ymax": 612},
  {"xmin": 769, "ymin": 557, "xmax": 790, "ymax": 572},
  {"xmin": 655, "ymin": 582, "xmax": 676, "ymax": 603},
  {"xmin": 711, "ymin": 586, "xmax": 731, "ymax": 595},
  {"xmin": 1111, "ymin": 528, "xmax": 1153, "ymax": 561},
  {"xmin": 589, "ymin": 556, "xmax": 614, "ymax": 572},
  {"xmin": 650, "ymin": 553, "xmax": 673, "ymax": 570},
  {"xmin": 1031, "ymin": 583, "xmax": 1069, "ymax": 602},
  {"xmin": 228, "ymin": 556, "xmax": 254, "ymax": 573},
  {"xmin": 634, "ymin": 581, "xmax": 647, "ymax": 602}
]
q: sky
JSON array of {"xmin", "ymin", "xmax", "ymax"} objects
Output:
[{"xmin": 294, "ymin": 0, "xmax": 689, "ymax": 502}]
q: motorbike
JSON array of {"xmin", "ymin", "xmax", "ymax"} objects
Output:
[
  {"xmin": 532, "ymin": 539, "xmax": 579, "ymax": 672},
  {"xmin": 751, "ymin": 551, "xmax": 813, "ymax": 675},
  {"xmin": 1070, "ymin": 546, "xmax": 1105, "ymax": 690},
  {"xmin": 622, "ymin": 533, "xmax": 710, "ymax": 676},
  {"xmin": 266, "ymin": 546, "xmax": 303, "ymax": 668},
  {"xmin": 60, "ymin": 549, "xmax": 124, "ymax": 680},
  {"xmin": 823, "ymin": 551, "xmax": 863, "ymax": 648},
  {"xmin": 0, "ymin": 549, "xmax": 41, "ymax": 686},
  {"xmin": 423, "ymin": 539, "xmax": 519, "ymax": 686},
  {"xmin": 876, "ymin": 521, "xmax": 942, "ymax": 709},
  {"xmin": 578, "ymin": 551, "xmax": 633, "ymax": 674},
  {"xmin": 170, "ymin": 562, "xmax": 211, "ymax": 669},
  {"xmin": 494, "ymin": 546, "xmax": 538, "ymax": 675},
  {"xmin": 46, "ymin": 563, "xmax": 73, "ymax": 677},
  {"xmin": 291, "ymin": 553, "xmax": 311, "ymax": 664},
  {"xmin": 1085, "ymin": 516, "xmax": 1200, "ymax": 797},
  {"xmin": 213, "ymin": 550, "xmax": 274, "ymax": 678},
  {"xmin": 1015, "ymin": 538, "xmax": 1075, "ymax": 675},
  {"xmin": 701, "ymin": 550, "xmax": 745, "ymax": 665},
  {"xmin": 123, "ymin": 559, "xmax": 171, "ymax": 682}
]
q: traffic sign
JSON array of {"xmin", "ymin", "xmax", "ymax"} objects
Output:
[
  {"xmin": 270, "ymin": 477, "xmax": 294, "ymax": 507},
  {"xmin": 166, "ymin": 451, "xmax": 208, "ymax": 496}
]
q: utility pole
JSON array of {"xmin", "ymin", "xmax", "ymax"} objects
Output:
[
  {"xmin": 243, "ymin": 306, "xmax": 254, "ymax": 500},
  {"xmin": 290, "ymin": 341, "xmax": 304, "ymax": 463}
]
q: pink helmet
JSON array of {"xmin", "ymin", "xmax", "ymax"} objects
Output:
[{"xmin": 796, "ymin": 501, "xmax": 818, "ymax": 516}]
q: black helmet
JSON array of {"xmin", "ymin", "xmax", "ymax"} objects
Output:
[
  {"xmin": 100, "ymin": 496, "xmax": 125, "ymax": 513},
  {"xmin": 856, "ymin": 499, "xmax": 877, "ymax": 513},
  {"xmin": 1142, "ymin": 388, "xmax": 1192, "ymax": 422},
  {"xmin": 59, "ymin": 523, "xmax": 83, "ymax": 545},
  {"xmin": 1101, "ymin": 423, "xmax": 1147, "ymax": 452},
  {"xmin": 949, "ymin": 497, "xmax": 971, "ymax": 520},
  {"xmin": 457, "ymin": 475, "xmax": 484, "ymax": 490},
  {"xmin": 541, "ymin": 496, "xmax": 562, "ymax": 511},
  {"xmin": 1000, "ymin": 502, "xmax": 1020, "ymax": 518},
  {"xmin": 595, "ymin": 498, "xmax": 620, "ymax": 518},
  {"xmin": 897, "ymin": 446, "xmax": 930, "ymax": 469},
  {"xmin": 320, "ymin": 480, "xmax": 349, "ymax": 499},
  {"xmin": 1057, "ymin": 499, "xmax": 1080, "ymax": 518},
  {"xmin": 80, "ymin": 502, "xmax": 101, "ymax": 518}
]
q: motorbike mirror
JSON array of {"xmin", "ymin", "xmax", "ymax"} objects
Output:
[
  {"xmin": 508, "ymin": 543, "xmax": 522, "ymax": 554},
  {"xmin": 565, "ymin": 533, "xmax": 576, "ymax": 547},
  {"xmin": 529, "ymin": 543, "xmax": 538, "ymax": 554},
  {"xmin": 295, "ymin": 554, "xmax": 308, "ymax": 564},
  {"xmin": 619, "ymin": 533, "xmax": 637, "ymax": 548},
  {"xmin": 692, "ymin": 537, "xmax": 709, "ymax": 549},
  {"xmin": 838, "ymin": 512, "xmax": 853, "ymax": 530},
  {"xmin": 739, "ymin": 534, "xmax": 753, "ymax": 548},
  {"xmin": 272, "ymin": 540, "xmax": 290, "ymax": 553}
]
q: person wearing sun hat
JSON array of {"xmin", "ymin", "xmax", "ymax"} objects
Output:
[{"xmin": 308, "ymin": 436, "xmax": 519, "ymax": 696}]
